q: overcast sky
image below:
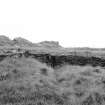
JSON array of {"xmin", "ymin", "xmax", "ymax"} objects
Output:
[{"xmin": 0, "ymin": 0, "xmax": 105, "ymax": 48}]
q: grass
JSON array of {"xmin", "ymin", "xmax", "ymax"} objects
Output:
[
  {"xmin": 0, "ymin": 57, "xmax": 105, "ymax": 104},
  {"xmin": 54, "ymin": 65, "xmax": 105, "ymax": 105}
]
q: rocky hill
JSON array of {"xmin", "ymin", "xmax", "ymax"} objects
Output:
[{"xmin": 0, "ymin": 35, "xmax": 105, "ymax": 105}]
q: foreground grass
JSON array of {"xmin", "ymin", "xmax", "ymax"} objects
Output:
[{"xmin": 1, "ymin": 57, "xmax": 105, "ymax": 104}]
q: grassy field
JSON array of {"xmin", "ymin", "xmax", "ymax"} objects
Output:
[{"xmin": 0, "ymin": 56, "xmax": 105, "ymax": 105}]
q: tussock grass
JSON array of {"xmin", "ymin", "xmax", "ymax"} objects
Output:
[
  {"xmin": 54, "ymin": 65, "xmax": 105, "ymax": 105},
  {"xmin": 1, "ymin": 57, "xmax": 105, "ymax": 105}
]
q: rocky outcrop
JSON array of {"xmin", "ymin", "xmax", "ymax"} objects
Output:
[{"xmin": 39, "ymin": 41, "xmax": 62, "ymax": 48}]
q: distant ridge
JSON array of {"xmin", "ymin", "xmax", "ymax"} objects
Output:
[
  {"xmin": 0, "ymin": 35, "xmax": 13, "ymax": 46},
  {"xmin": 0, "ymin": 35, "xmax": 105, "ymax": 52},
  {"xmin": 39, "ymin": 41, "xmax": 61, "ymax": 48},
  {"xmin": 0, "ymin": 35, "xmax": 61, "ymax": 48},
  {"xmin": 13, "ymin": 37, "xmax": 34, "ymax": 47}
]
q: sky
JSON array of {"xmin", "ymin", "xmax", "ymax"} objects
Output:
[{"xmin": 0, "ymin": 0, "xmax": 105, "ymax": 48}]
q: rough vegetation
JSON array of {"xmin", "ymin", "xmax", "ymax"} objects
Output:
[{"xmin": 1, "ymin": 35, "xmax": 105, "ymax": 105}]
